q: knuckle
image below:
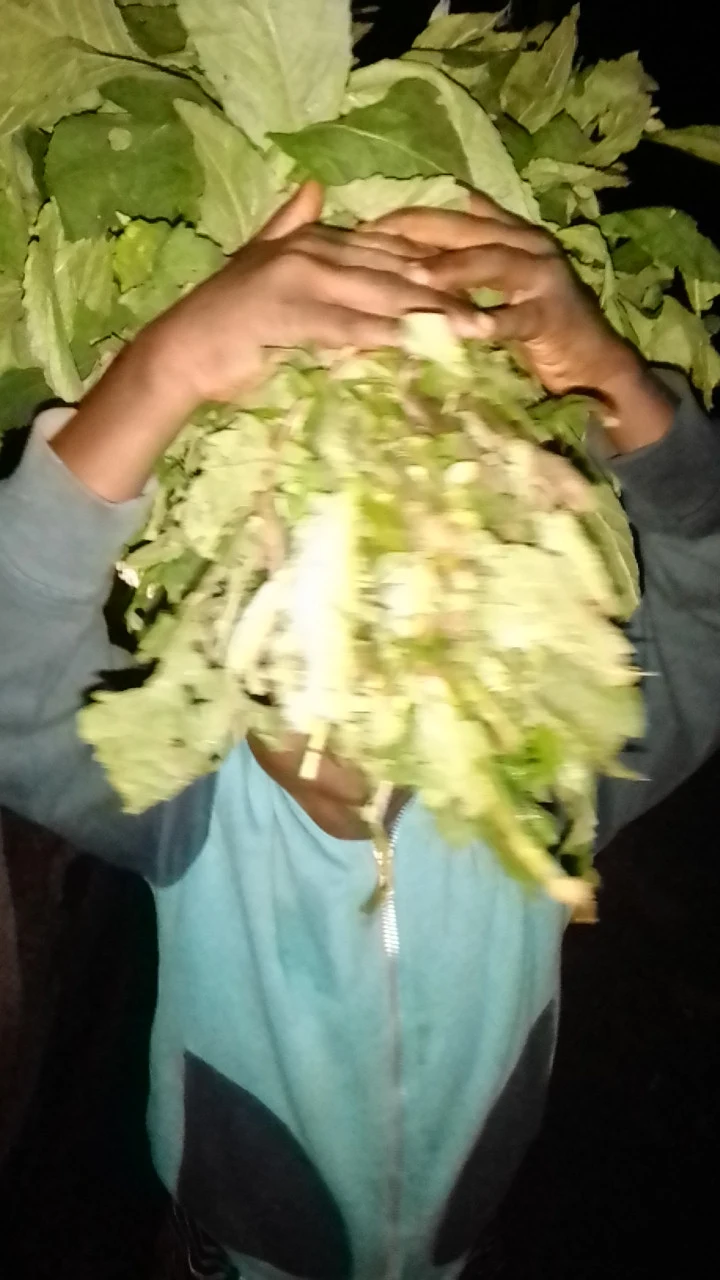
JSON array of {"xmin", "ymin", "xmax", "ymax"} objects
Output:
[
  {"xmin": 275, "ymin": 247, "xmax": 317, "ymax": 283},
  {"xmin": 536, "ymin": 254, "xmax": 565, "ymax": 290}
]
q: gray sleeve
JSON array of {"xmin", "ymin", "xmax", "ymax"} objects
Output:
[
  {"xmin": 596, "ymin": 377, "xmax": 720, "ymax": 847},
  {"xmin": 0, "ymin": 411, "xmax": 166, "ymax": 870}
]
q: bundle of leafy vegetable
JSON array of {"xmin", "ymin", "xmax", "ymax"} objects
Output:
[{"xmin": 2, "ymin": 0, "xmax": 720, "ymax": 907}]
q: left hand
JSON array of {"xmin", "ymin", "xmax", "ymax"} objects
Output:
[{"xmin": 364, "ymin": 192, "xmax": 642, "ymax": 402}]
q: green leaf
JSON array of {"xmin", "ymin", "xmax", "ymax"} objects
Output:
[
  {"xmin": 120, "ymin": 223, "xmax": 224, "ymax": 325},
  {"xmin": 271, "ymin": 80, "xmax": 471, "ymax": 186},
  {"xmin": 499, "ymin": 7, "xmax": 579, "ymax": 134},
  {"xmin": 525, "ymin": 157, "xmax": 628, "ymax": 195},
  {"xmin": 530, "ymin": 112, "xmax": 593, "ymax": 165},
  {"xmin": 0, "ymin": 137, "xmax": 39, "ymax": 276},
  {"xmin": 323, "ymin": 175, "xmax": 470, "ymax": 225},
  {"xmin": 566, "ymin": 52, "xmax": 658, "ymax": 165},
  {"xmin": 120, "ymin": 2, "xmax": 187, "ymax": 55},
  {"xmin": 19, "ymin": 0, "xmax": 142, "ymax": 56},
  {"xmin": 583, "ymin": 485, "xmax": 639, "ymax": 621},
  {"xmin": 620, "ymin": 295, "xmax": 720, "ymax": 406},
  {"xmin": 174, "ymin": 101, "xmax": 278, "ymax": 252},
  {"xmin": 0, "ymin": 273, "xmax": 32, "ymax": 374},
  {"xmin": 345, "ymin": 60, "xmax": 540, "ymax": 222},
  {"xmin": 113, "ymin": 218, "xmax": 172, "ymax": 292},
  {"xmin": 599, "ymin": 207, "xmax": 720, "ymax": 313},
  {"xmin": 177, "ymin": 0, "xmax": 352, "ymax": 145},
  {"xmin": 650, "ymin": 125, "xmax": 720, "ymax": 166},
  {"xmin": 55, "ymin": 234, "xmax": 116, "ymax": 328},
  {"xmin": 22, "ymin": 202, "xmax": 82, "ymax": 401},
  {"xmin": 45, "ymin": 110, "xmax": 203, "ymax": 240},
  {"xmin": 21, "ymin": 201, "xmax": 116, "ymax": 398},
  {"xmin": 412, "ymin": 11, "xmax": 501, "ymax": 50},
  {"xmin": 101, "ymin": 72, "xmax": 212, "ymax": 122},
  {"xmin": 0, "ymin": 366, "xmax": 52, "ymax": 434}
]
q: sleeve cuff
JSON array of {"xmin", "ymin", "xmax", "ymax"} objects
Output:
[
  {"xmin": 598, "ymin": 372, "xmax": 720, "ymax": 537},
  {"xmin": 0, "ymin": 408, "xmax": 153, "ymax": 600}
]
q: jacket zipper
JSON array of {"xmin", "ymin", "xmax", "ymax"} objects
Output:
[{"xmin": 378, "ymin": 801, "xmax": 409, "ymax": 1280}]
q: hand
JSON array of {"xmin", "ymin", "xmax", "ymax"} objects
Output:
[
  {"xmin": 367, "ymin": 191, "xmax": 675, "ymax": 451},
  {"xmin": 366, "ymin": 192, "xmax": 648, "ymax": 398},
  {"xmin": 145, "ymin": 181, "xmax": 479, "ymax": 409}
]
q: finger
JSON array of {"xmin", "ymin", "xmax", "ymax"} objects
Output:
[
  {"xmin": 280, "ymin": 303, "xmax": 401, "ymax": 350},
  {"xmin": 313, "ymin": 263, "xmax": 479, "ymax": 323},
  {"xmin": 306, "ymin": 227, "xmax": 437, "ymax": 259},
  {"xmin": 409, "ymin": 219, "xmax": 554, "ymax": 256},
  {"xmin": 414, "ymin": 245, "xmax": 557, "ymax": 302},
  {"xmin": 362, "ymin": 205, "xmax": 528, "ymax": 249},
  {"xmin": 466, "ymin": 191, "xmax": 526, "ymax": 226},
  {"xmin": 298, "ymin": 241, "xmax": 434, "ymax": 276},
  {"xmin": 258, "ymin": 181, "xmax": 324, "ymax": 241}
]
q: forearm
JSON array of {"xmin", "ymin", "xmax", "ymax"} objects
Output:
[{"xmin": 51, "ymin": 325, "xmax": 200, "ymax": 503}]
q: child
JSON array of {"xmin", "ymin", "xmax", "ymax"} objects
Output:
[{"xmin": 3, "ymin": 183, "xmax": 720, "ymax": 1280}]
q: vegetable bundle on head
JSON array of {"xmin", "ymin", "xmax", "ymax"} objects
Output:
[{"xmin": 2, "ymin": 0, "xmax": 719, "ymax": 908}]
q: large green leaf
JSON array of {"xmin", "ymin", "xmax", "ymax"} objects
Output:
[
  {"xmin": 272, "ymin": 80, "xmax": 471, "ymax": 186},
  {"xmin": 0, "ymin": 137, "xmax": 39, "ymax": 276},
  {"xmin": 324, "ymin": 175, "xmax": 470, "ymax": 225},
  {"xmin": 649, "ymin": 125, "xmax": 720, "ymax": 166},
  {"xmin": 22, "ymin": 202, "xmax": 82, "ymax": 401},
  {"xmin": 0, "ymin": 272, "xmax": 32, "ymax": 374},
  {"xmin": 600, "ymin": 207, "xmax": 720, "ymax": 314},
  {"xmin": 0, "ymin": 0, "xmax": 150, "ymax": 141},
  {"xmin": 499, "ymin": 7, "xmax": 579, "ymax": 134},
  {"xmin": 45, "ymin": 110, "xmax": 203, "ymax": 240},
  {"xmin": 16, "ymin": 0, "xmax": 142, "ymax": 56},
  {"xmin": 177, "ymin": 0, "xmax": 352, "ymax": 145},
  {"xmin": 101, "ymin": 71, "xmax": 212, "ymax": 122},
  {"xmin": 120, "ymin": 2, "xmax": 187, "ymax": 55},
  {"xmin": 345, "ymin": 59, "xmax": 539, "ymax": 222},
  {"xmin": 174, "ymin": 101, "xmax": 278, "ymax": 251}
]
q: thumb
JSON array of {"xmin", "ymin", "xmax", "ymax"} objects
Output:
[{"xmin": 258, "ymin": 180, "xmax": 325, "ymax": 242}]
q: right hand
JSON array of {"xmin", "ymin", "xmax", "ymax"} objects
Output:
[{"xmin": 144, "ymin": 181, "xmax": 480, "ymax": 408}]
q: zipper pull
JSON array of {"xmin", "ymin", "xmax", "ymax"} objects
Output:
[{"xmin": 361, "ymin": 783, "xmax": 394, "ymax": 913}]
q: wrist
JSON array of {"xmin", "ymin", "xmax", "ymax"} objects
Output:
[
  {"xmin": 587, "ymin": 347, "xmax": 676, "ymax": 454},
  {"xmin": 129, "ymin": 320, "xmax": 205, "ymax": 421}
]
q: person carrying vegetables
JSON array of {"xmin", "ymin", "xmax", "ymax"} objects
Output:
[{"xmin": 2, "ymin": 179, "xmax": 720, "ymax": 1280}]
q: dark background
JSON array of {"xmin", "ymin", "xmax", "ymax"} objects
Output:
[{"xmin": 2, "ymin": 3, "xmax": 720, "ymax": 1277}]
